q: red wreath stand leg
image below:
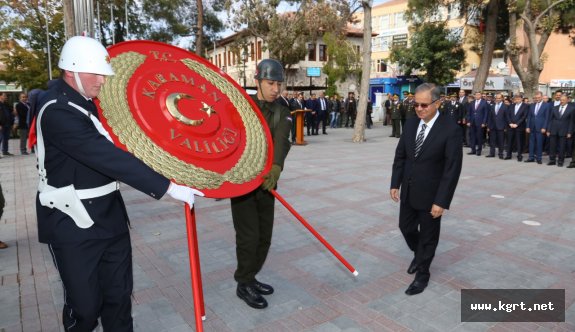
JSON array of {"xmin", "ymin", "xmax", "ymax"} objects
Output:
[
  {"xmin": 184, "ymin": 204, "xmax": 205, "ymax": 331},
  {"xmin": 271, "ymin": 190, "xmax": 358, "ymax": 276}
]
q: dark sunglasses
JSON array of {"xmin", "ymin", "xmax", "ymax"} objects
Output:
[{"xmin": 413, "ymin": 99, "xmax": 439, "ymax": 109}]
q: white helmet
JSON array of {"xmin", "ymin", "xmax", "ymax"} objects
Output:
[{"xmin": 58, "ymin": 36, "xmax": 114, "ymax": 76}]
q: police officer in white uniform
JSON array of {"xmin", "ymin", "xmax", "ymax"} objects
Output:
[{"xmin": 36, "ymin": 36, "xmax": 203, "ymax": 331}]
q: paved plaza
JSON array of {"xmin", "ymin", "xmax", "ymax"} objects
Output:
[{"xmin": 0, "ymin": 124, "xmax": 574, "ymax": 331}]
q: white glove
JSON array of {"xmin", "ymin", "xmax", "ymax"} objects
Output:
[{"xmin": 166, "ymin": 182, "xmax": 205, "ymax": 208}]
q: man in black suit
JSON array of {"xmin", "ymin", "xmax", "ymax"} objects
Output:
[
  {"xmin": 486, "ymin": 93, "xmax": 508, "ymax": 159},
  {"xmin": 390, "ymin": 83, "xmax": 463, "ymax": 296},
  {"xmin": 466, "ymin": 91, "xmax": 489, "ymax": 156},
  {"xmin": 305, "ymin": 93, "xmax": 318, "ymax": 135},
  {"xmin": 316, "ymin": 91, "xmax": 329, "ymax": 134},
  {"xmin": 525, "ymin": 91, "xmax": 550, "ymax": 164},
  {"xmin": 547, "ymin": 95, "xmax": 573, "ymax": 167},
  {"xmin": 505, "ymin": 94, "xmax": 529, "ymax": 161},
  {"xmin": 458, "ymin": 89, "xmax": 469, "ymax": 146}
]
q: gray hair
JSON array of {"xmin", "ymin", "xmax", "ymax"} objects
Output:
[{"xmin": 415, "ymin": 83, "xmax": 440, "ymax": 101}]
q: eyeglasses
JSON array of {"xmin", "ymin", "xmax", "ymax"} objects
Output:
[{"xmin": 413, "ymin": 99, "xmax": 439, "ymax": 109}]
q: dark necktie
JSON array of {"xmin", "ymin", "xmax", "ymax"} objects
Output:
[{"xmin": 414, "ymin": 123, "xmax": 427, "ymax": 158}]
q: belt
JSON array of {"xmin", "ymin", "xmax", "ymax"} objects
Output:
[{"xmin": 75, "ymin": 182, "xmax": 120, "ymax": 200}]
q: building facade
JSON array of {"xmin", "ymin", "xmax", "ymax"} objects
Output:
[{"xmin": 205, "ymin": 28, "xmax": 366, "ymax": 97}]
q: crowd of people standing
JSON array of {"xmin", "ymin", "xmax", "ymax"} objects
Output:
[{"xmin": 381, "ymin": 89, "xmax": 575, "ymax": 168}]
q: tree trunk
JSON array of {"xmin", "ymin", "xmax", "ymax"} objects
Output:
[
  {"xmin": 62, "ymin": 0, "xmax": 75, "ymax": 39},
  {"xmin": 471, "ymin": 0, "xmax": 499, "ymax": 93},
  {"xmin": 352, "ymin": 0, "xmax": 372, "ymax": 143},
  {"xmin": 195, "ymin": 0, "xmax": 204, "ymax": 55}
]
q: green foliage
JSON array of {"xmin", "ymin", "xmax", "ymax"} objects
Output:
[
  {"xmin": 322, "ymin": 32, "xmax": 361, "ymax": 92},
  {"xmin": 140, "ymin": 0, "xmax": 226, "ymax": 51},
  {"xmin": 388, "ymin": 22, "xmax": 465, "ymax": 86},
  {"xmin": 225, "ymin": 0, "xmax": 353, "ymax": 69},
  {"xmin": 0, "ymin": 0, "xmax": 64, "ymax": 90}
]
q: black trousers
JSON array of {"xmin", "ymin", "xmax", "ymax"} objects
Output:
[
  {"xmin": 399, "ymin": 202, "xmax": 441, "ymax": 283},
  {"xmin": 489, "ymin": 129, "xmax": 505, "ymax": 157},
  {"xmin": 315, "ymin": 111, "xmax": 327, "ymax": 133},
  {"xmin": 506, "ymin": 128, "xmax": 524, "ymax": 158},
  {"xmin": 306, "ymin": 114, "xmax": 316, "ymax": 135},
  {"xmin": 48, "ymin": 233, "xmax": 133, "ymax": 332},
  {"xmin": 549, "ymin": 134, "xmax": 567, "ymax": 163},
  {"xmin": 231, "ymin": 187, "xmax": 275, "ymax": 284}
]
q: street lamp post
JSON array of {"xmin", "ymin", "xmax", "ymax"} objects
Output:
[{"xmin": 242, "ymin": 48, "xmax": 247, "ymax": 90}]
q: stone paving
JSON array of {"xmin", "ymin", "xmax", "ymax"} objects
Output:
[{"xmin": 0, "ymin": 124, "xmax": 574, "ymax": 331}]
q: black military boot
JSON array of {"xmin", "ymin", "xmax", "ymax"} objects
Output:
[
  {"xmin": 237, "ymin": 283, "xmax": 268, "ymax": 309},
  {"xmin": 253, "ymin": 280, "xmax": 274, "ymax": 295}
]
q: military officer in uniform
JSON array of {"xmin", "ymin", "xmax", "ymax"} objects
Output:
[
  {"xmin": 231, "ymin": 59, "xmax": 292, "ymax": 309},
  {"xmin": 36, "ymin": 36, "xmax": 203, "ymax": 331},
  {"xmin": 402, "ymin": 93, "xmax": 416, "ymax": 129},
  {"xmin": 390, "ymin": 94, "xmax": 402, "ymax": 138}
]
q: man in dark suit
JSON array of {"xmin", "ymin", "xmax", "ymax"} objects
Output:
[
  {"xmin": 37, "ymin": 36, "xmax": 203, "ymax": 331},
  {"xmin": 305, "ymin": 93, "xmax": 318, "ymax": 135},
  {"xmin": 275, "ymin": 90, "xmax": 290, "ymax": 108},
  {"xmin": 547, "ymin": 95, "xmax": 573, "ymax": 166},
  {"xmin": 505, "ymin": 94, "xmax": 529, "ymax": 161},
  {"xmin": 0, "ymin": 92, "xmax": 13, "ymax": 156},
  {"xmin": 458, "ymin": 89, "xmax": 469, "ymax": 146},
  {"xmin": 486, "ymin": 93, "xmax": 508, "ymax": 159},
  {"xmin": 466, "ymin": 91, "xmax": 489, "ymax": 156},
  {"xmin": 316, "ymin": 91, "xmax": 329, "ymax": 134},
  {"xmin": 525, "ymin": 91, "xmax": 550, "ymax": 164},
  {"xmin": 390, "ymin": 83, "xmax": 463, "ymax": 296}
]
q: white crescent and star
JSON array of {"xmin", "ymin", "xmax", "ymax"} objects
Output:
[{"xmin": 166, "ymin": 93, "xmax": 216, "ymax": 126}]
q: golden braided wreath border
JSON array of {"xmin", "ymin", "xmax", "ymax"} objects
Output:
[{"xmin": 98, "ymin": 51, "xmax": 268, "ymax": 190}]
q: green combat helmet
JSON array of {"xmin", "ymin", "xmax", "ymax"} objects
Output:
[{"xmin": 254, "ymin": 59, "xmax": 284, "ymax": 82}]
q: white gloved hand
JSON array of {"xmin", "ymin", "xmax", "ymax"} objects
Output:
[{"xmin": 166, "ymin": 182, "xmax": 205, "ymax": 208}]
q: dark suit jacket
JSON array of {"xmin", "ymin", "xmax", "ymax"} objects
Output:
[
  {"xmin": 467, "ymin": 99, "xmax": 489, "ymax": 126},
  {"xmin": 506, "ymin": 103, "xmax": 529, "ymax": 130},
  {"xmin": 36, "ymin": 79, "xmax": 170, "ymax": 245},
  {"xmin": 487, "ymin": 102, "xmax": 508, "ymax": 131},
  {"xmin": 547, "ymin": 104, "xmax": 574, "ymax": 136},
  {"xmin": 275, "ymin": 96, "xmax": 290, "ymax": 109},
  {"xmin": 390, "ymin": 115, "xmax": 463, "ymax": 211},
  {"xmin": 527, "ymin": 102, "xmax": 550, "ymax": 131}
]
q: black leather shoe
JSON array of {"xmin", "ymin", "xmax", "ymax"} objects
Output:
[
  {"xmin": 524, "ymin": 159, "xmax": 535, "ymax": 163},
  {"xmin": 467, "ymin": 151, "xmax": 476, "ymax": 155},
  {"xmin": 237, "ymin": 283, "xmax": 268, "ymax": 309},
  {"xmin": 476, "ymin": 152, "xmax": 481, "ymax": 156},
  {"xmin": 407, "ymin": 258, "xmax": 417, "ymax": 274},
  {"xmin": 485, "ymin": 155, "xmax": 495, "ymax": 158},
  {"xmin": 322, "ymin": 132, "xmax": 328, "ymax": 135},
  {"xmin": 405, "ymin": 280, "xmax": 428, "ymax": 296},
  {"xmin": 558, "ymin": 163, "xmax": 564, "ymax": 167},
  {"xmin": 253, "ymin": 280, "xmax": 274, "ymax": 295},
  {"xmin": 537, "ymin": 160, "xmax": 542, "ymax": 164},
  {"xmin": 499, "ymin": 156, "xmax": 504, "ymax": 159},
  {"xmin": 517, "ymin": 157, "xmax": 523, "ymax": 162},
  {"xmin": 567, "ymin": 164, "xmax": 575, "ymax": 168},
  {"xmin": 547, "ymin": 161, "xmax": 556, "ymax": 166},
  {"xmin": 504, "ymin": 156, "xmax": 512, "ymax": 160}
]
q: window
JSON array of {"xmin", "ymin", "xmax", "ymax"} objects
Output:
[
  {"xmin": 355, "ymin": 45, "xmax": 361, "ymax": 55},
  {"xmin": 217, "ymin": 54, "xmax": 221, "ymax": 67},
  {"xmin": 308, "ymin": 43, "xmax": 316, "ymax": 61},
  {"xmin": 376, "ymin": 59, "xmax": 387, "ymax": 73},
  {"xmin": 394, "ymin": 13, "xmax": 406, "ymax": 28},
  {"xmin": 381, "ymin": 15, "xmax": 390, "ymax": 30},
  {"xmin": 257, "ymin": 41, "xmax": 262, "ymax": 60},
  {"xmin": 319, "ymin": 44, "xmax": 327, "ymax": 61},
  {"xmin": 250, "ymin": 42, "xmax": 255, "ymax": 60}
]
